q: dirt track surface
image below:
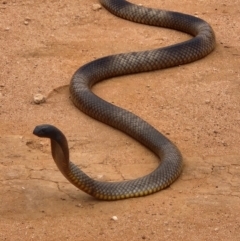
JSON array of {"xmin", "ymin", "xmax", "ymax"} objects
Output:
[{"xmin": 1, "ymin": 0, "xmax": 240, "ymax": 240}]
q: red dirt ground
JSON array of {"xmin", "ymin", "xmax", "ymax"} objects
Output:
[{"xmin": 1, "ymin": 0, "xmax": 240, "ymax": 240}]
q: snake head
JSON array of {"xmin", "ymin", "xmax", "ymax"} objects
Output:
[
  {"xmin": 33, "ymin": 124, "xmax": 70, "ymax": 169},
  {"xmin": 33, "ymin": 124, "xmax": 65, "ymax": 143}
]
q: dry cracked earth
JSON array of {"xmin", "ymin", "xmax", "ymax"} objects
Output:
[{"xmin": 0, "ymin": 0, "xmax": 240, "ymax": 240}]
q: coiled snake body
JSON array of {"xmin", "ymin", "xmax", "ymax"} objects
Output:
[{"xmin": 33, "ymin": 0, "xmax": 215, "ymax": 200}]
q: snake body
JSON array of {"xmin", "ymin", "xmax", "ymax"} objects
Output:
[{"xmin": 33, "ymin": 0, "xmax": 215, "ymax": 200}]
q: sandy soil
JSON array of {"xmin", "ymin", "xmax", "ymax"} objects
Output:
[{"xmin": 1, "ymin": 0, "xmax": 240, "ymax": 240}]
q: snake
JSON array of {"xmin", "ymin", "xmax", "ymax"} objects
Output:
[{"xmin": 33, "ymin": 0, "xmax": 216, "ymax": 200}]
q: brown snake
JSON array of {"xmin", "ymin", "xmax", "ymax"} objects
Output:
[{"xmin": 33, "ymin": 0, "xmax": 216, "ymax": 200}]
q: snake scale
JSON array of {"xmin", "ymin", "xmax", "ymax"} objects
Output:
[{"xmin": 33, "ymin": 0, "xmax": 216, "ymax": 200}]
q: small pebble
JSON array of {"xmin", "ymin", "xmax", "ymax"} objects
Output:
[
  {"xmin": 33, "ymin": 94, "xmax": 46, "ymax": 104},
  {"xmin": 92, "ymin": 4, "xmax": 101, "ymax": 11},
  {"xmin": 97, "ymin": 174, "xmax": 103, "ymax": 179},
  {"xmin": 76, "ymin": 203, "xmax": 83, "ymax": 208},
  {"xmin": 24, "ymin": 17, "xmax": 31, "ymax": 25},
  {"xmin": 111, "ymin": 216, "xmax": 118, "ymax": 221}
]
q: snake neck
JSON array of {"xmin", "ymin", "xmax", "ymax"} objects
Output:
[
  {"xmin": 50, "ymin": 138, "xmax": 96, "ymax": 196},
  {"xmin": 50, "ymin": 138, "xmax": 70, "ymax": 177}
]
